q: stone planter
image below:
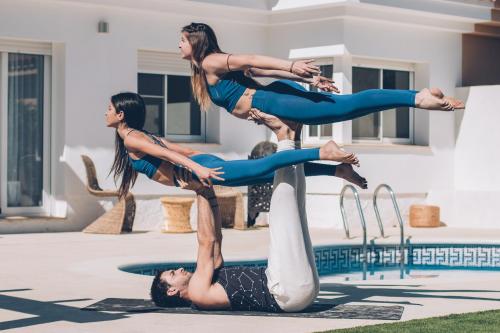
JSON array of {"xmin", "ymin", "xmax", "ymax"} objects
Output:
[
  {"xmin": 409, "ymin": 204, "xmax": 440, "ymax": 228},
  {"xmin": 160, "ymin": 196, "xmax": 195, "ymax": 233},
  {"xmin": 213, "ymin": 185, "xmax": 246, "ymax": 230}
]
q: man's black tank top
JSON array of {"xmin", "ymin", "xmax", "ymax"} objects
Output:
[{"xmin": 214, "ymin": 266, "xmax": 282, "ymax": 312}]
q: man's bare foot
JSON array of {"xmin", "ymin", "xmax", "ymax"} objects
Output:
[
  {"xmin": 319, "ymin": 140, "xmax": 359, "ymax": 166},
  {"xmin": 248, "ymin": 108, "xmax": 301, "ymax": 141},
  {"xmin": 335, "ymin": 163, "xmax": 368, "ymax": 189},
  {"xmin": 430, "ymin": 87, "xmax": 465, "ymax": 109},
  {"xmin": 415, "ymin": 88, "xmax": 464, "ymax": 111}
]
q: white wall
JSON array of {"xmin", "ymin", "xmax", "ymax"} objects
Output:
[{"xmin": 450, "ymin": 86, "xmax": 500, "ymax": 229}]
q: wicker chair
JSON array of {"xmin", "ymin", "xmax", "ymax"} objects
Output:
[
  {"xmin": 80, "ymin": 155, "xmax": 136, "ymax": 234},
  {"xmin": 247, "ymin": 141, "xmax": 277, "ymax": 227}
]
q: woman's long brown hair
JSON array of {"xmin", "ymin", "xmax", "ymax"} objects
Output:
[{"xmin": 181, "ymin": 23, "xmax": 224, "ymax": 111}]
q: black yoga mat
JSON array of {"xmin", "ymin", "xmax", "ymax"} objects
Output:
[{"xmin": 83, "ymin": 298, "xmax": 404, "ymax": 320}]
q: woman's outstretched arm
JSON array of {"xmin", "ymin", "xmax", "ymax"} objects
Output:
[
  {"xmin": 245, "ymin": 68, "xmax": 339, "ymax": 93},
  {"xmin": 159, "ymin": 137, "xmax": 202, "ymax": 157},
  {"xmin": 124, "ymin": 134, "xmax": 224, "ymax": 186},
  {"xmin": 202, "ymin": 53, "xmax": 320, "ymax": 78}
]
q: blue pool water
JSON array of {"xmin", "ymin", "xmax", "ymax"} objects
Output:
[
  {"xmin": 120, "ymin": 243, "xmax": 500, "ymax": 281},
  {"xmin": 322, "ymin": 268, "xmax": 500, "ymax": 282}
]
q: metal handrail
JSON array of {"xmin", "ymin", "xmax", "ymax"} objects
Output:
[
  {"xmin": 373, "ymin": 184, "xmax": 405, "ymax": 276},
  {"xmin": 340, "ymin": 185, "xmax": 368, "ymax": 275}
]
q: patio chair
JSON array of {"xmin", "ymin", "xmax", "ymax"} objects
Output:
[
  {"xmin": 80, "ymin": 155, "xmax": 136, "ymax": 234},
  {"xmin": 247, "ymin": 141, "xmax": 277, "ymax": 227}
]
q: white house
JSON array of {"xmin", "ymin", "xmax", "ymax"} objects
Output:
[{"xmin": 0, "ymin": 0, "xmax": 499, "ymax": 233}]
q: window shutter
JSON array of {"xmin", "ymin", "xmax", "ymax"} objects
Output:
[
  {"xmin": 138, "ymin": 50, "xmax": 191, "ymax": 74},
  {"xmin": 0, "ymin": 39, "xmax": 51, "ymax": 55}
]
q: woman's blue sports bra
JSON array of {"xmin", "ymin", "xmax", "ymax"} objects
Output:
[
  {"xmin": 127, "ymin": 130, "xmax": 164, "ymax": 179},
  {"xmin": 129, "ymin": 154, "xmax": 162, "ymax": 179},
  {"xmin": 206, "ymin": 70, "xmax": 257, "ymax": 113}
]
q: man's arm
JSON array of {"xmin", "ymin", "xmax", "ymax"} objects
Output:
[
  {"xmin": 198, "ymin": 187, "xmax": 223, "ymax": 268},
  {"xmin": 188, "ymin": 187, "xmax": 226, "ymax": 307}
]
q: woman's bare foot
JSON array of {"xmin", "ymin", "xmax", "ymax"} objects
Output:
[
  {"xmin": 415, "ymin": 88, "xmax": 454, "ymax": 111},
  {"xmin": 248, "ymin": 108, "xmax": 301, "ymax": 141},
  {"xmin": 429, "ymin": 87, "xmax": 444, "ymax": 99},
  {"xmin": 416, "ymin": 88, "xmax": 464, "ymax": 111},
  {"xmin": 319, "ymin": 140, "xmax": 359, "ymax": 166},
  {"xmin": 335, "ymin": 163, "xmax": 368, "ymax": 189},
  {"xmin": 430, "ymin": 87, "xmax": 465, "ymax": 109},
  {"xmin": 443, "ymin": 96, "xmax": 465, "ymax": 109}
]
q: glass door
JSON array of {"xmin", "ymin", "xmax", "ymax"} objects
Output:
[{"xmin": 0, "ymin": 52, "xmax": 51, "ymax": 216}]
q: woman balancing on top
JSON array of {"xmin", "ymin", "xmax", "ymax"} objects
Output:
[{"xmin": 179, "ymin": 22, "xmax": 464, "ymax": 125}]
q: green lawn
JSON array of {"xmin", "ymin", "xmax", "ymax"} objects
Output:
[{"xmin": 317, "ymin": 309, "xmax": 500, "ymax": 333}]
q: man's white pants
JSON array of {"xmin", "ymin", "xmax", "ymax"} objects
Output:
[{"xmin": 265, "ymin": 139, "xmax": 320, "ymax": 312}]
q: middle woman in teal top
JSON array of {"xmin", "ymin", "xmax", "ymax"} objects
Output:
[
  {"xmin": 106, "ymin": 92, "xmax": 366, "ymax": 198},
  {"xmin": 180, "ymin": 22, "xmax": 464, "ymax": 125}
]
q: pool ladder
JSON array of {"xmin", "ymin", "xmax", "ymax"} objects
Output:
[
  {"xmin": 373, "ymin": 184, "xmax": 405, "ymax": 276},
  {"xmin": 339, "ymin": 183, "xmax": 405, "ymax": 278},
  {"xmin": 339, "ymin": 185, "xmax": 368, "ymax": 279}
]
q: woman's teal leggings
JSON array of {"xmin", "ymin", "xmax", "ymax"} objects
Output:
[
  {"xmin": 183, "ymin": 148, "xmax": 335, "ymax": 187},
  {"xmin": 251, "ymin": 80, "xmax": 417, "ymax": 125}
]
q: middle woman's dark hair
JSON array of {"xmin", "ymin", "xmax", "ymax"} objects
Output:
[{"xmin": 108, "ymin": 92, "xmax": 165, "ymax": 198}]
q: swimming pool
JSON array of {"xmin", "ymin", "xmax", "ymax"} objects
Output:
[{"xmin": 119, "ymin": 243, "xmax": 500, "ymax": 281}]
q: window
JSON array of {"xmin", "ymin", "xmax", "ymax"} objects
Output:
[
  {"xmin": 0, "ymin": 52, "xmax": 51, "ymax": 215},
  {"xmin": 352, "ymin": 66, "xmax": 414, "ymax": 143},
  {"xmin": 138, "ymin": 73, "xmax": 205, "ymax": 142},
  {"xmin": 302, "ymin": 64, "xmax": 334, "ymax": 144}
]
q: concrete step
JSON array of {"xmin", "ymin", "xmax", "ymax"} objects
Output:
[
  {"xmin": 0, "ymin": 216, "xmax": 70, "ymax": 234},
  {"xmin": 475, "ymin": 21, "xmax": 500, "ymax": 35},
  {"xmin": 464, "ymin": 31, "xmax": 500, "ymax": 39}
]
